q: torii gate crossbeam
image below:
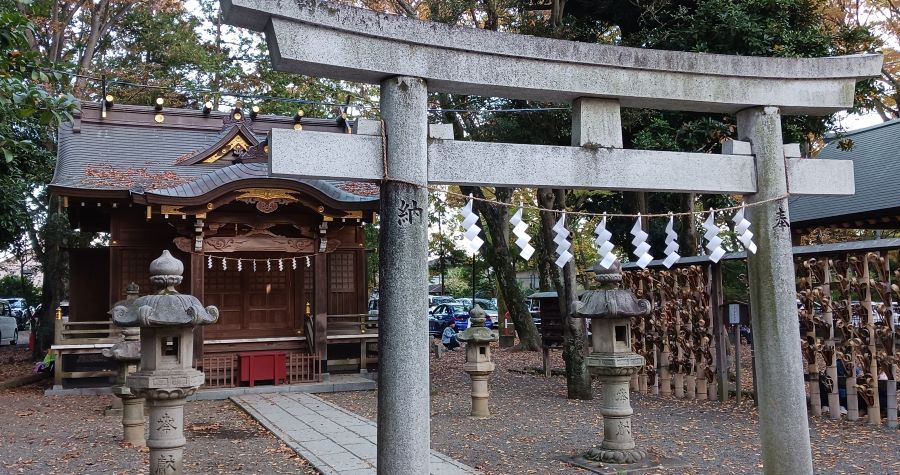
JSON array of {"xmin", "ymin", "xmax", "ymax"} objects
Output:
[{"xmin": 220, "ymin": 1, "xmax": 882, "ymax": 474}]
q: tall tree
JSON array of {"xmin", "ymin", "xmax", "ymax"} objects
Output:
[
  {"xmin": 537, "ymin": 188, "xmax": 591, "ymax": 399},
  {"xmin": 461, "ymin": 186, "xmax": 541, "ymax": 350}
]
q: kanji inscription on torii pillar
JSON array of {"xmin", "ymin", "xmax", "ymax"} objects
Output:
[{"xmin": 221, "ymin": 1, "xmax": 881, "ymax": 474}]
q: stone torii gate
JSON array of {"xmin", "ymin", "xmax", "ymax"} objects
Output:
[{"xmin": 221, "ymin": 1, "xmax": 881, "ymax": 473}]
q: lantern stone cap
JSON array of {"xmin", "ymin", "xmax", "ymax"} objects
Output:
[
  {"xmin": 111, "ymin": 250, "xmax": 219, "ymax": 328},
  {"xmin": 102, "ymin": 340, "xmax": 141, "ymax": 362},
  {"xmin": 458, "ymin": 305, "xmax": 499, "ymax": 343},
  {"xmin": 587, "ymin": 353, "xmax": 645, "ymax": 368},
  {"xmin": 587, "ymin": 260, "xmax": 623, "ymax": 284},
  {"xmin": 577, "ymin": 288, "xmax": 651, "ymax": 320}
]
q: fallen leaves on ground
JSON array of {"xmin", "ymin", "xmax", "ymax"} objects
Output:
[{"xmin": 320, "ymin": 340, "xmax": 900, "ymax": 475}]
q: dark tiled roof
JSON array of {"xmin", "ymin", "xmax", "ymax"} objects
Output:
[
  {"xmin": 147, "ymin": 162, "xmax": 378, "ymax": 203},
  {"xmin": 789, "ymin": 119, "xmax": 900, "ymax": 227},
  {"xmin": 52, "ymin": 107, "xmax": 379, "ymax": 205}
]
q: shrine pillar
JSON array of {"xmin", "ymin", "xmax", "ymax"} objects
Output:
[
  {"xmin": 377, "ymin": 76, "xmax": 430, "ymax": 475},
  {"xmin": 737, "ymin": 106, "xmax": 813, "ymax": 474}
]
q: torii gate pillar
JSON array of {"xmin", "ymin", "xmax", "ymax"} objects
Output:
[
  {"xmin": 377, "ymin": 76, "xmax": 431, "ymax": 475},
  {"xmin": 739, "ymin": 106, "xmax": 813, "ymax": 474}
]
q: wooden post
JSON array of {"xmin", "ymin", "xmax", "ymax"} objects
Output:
[
  {"xmin": 734, "ymin": 323, "xmax": 742, "ymax": 404},
  {"xmin": 823, "ymin": 259, "xmax": 840, "ymax": 420},
  {"xmin": 805, "ymin": 259, "xmax": 821, "ymax": 417},
  {"xmin": 884, "ymin": 250, "xmax": 897, "ymax": 429},
  {"xmin": 190, "ymin": 253, "xmax": 205, "ymax": 359},
  {"xmin": 846, "ymin": 257, "xmax": 859, "ymax": 422},
  {"xmin": 863, "ymin": 254, "xmax": 880, "ymax": 424},
  {"xmin": 542, "ymin": 347, "xmax": 551, "ymax": 377},
  {"xmin": 685, "ymin": 296, "xmax": 696, "ymax": 401},
  {"xmin": 673, "ymin": 270, "xmax": 685, "ymax": 398},
  {"xmin": 659, "ymin": 276, "xmax": 672, "ymax": 396},
  {"xmin": 314, "ymin": 253, "xmax": 328, "ymax": 366},
  {"xmin": 711, "ymin": 263, "xmax": 727, "ymax": 402}
]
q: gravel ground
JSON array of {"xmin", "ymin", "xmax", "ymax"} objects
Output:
[
  {"xmin": 321, "ymin": 343, "xmax": 900, "ymax": 475},
  {"xmin": 0, "ymin": 339, "xmax": 318, "ymax": 475}
]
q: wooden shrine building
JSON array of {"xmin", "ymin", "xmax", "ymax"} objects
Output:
[
  {"xmin": 790, "ymin": 119, "xmax": 900, "ymax": 238},
  {"xmin": 49, "ymin": 102, "xmax": 379, "ymax": 388}
]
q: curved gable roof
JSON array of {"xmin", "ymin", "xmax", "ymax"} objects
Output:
[{"xmin": 50, "ymin": 103, "xmax": 379, "ymax": 208}]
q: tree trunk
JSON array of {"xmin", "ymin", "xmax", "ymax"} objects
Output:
[
  {"xmin": 679, "ymin": 192, "xmax": 699, "ymax": 256},
  {"xmin": 534, "ymin": 229, "xmax": 553, "ymax": 291},
  {"xmin": 538, "ymin": 188, "xmax": 591, "ymax": 399},
  {"xmin": 562, "ymin": 249, "xmax": 592, "ymax": 400},
  {"xmin": 461, "ymin": 187, "xmax": 541, "ymax": 351},
  {"xmin": 536, "ymin": 188, "xmax": 562, "ymax": 293},
  {"xmin": 32, "ymin": 195, "xmax": 67, "ymax": 360}
]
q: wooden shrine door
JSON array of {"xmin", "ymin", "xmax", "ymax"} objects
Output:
[{"xmin": 204, "ymin": 253, "xmax": 300, "ymax": 339}]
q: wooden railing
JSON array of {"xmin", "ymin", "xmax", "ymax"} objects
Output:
[
  {"xmin": 54, "ymin": 318, "xmax": 122, "ymax": 345},
  {"xmin": 194, "ymin": 354, "xmax": 238, "ymax": 389},
  {"xmin": 327, "ymin": 314, "xmax": 377, "ymax": 336},
  {"xmin": 192, "ymin": 352, "xmax": 322, "ymax": 388},
  {"xmin": 287, "ymin": 352, "xmax": 322, "ymax": 383}
]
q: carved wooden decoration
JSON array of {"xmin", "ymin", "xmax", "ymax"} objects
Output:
[{"xmin": 235, "ymin": 188, "xmax": 299, "ymax": 214}]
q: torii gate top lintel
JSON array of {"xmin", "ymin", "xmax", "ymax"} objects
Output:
[{"xmin": 222, "ymin": 0, "xmax": 881, "ymax": 114}]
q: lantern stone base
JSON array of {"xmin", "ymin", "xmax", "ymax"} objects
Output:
[
  {"xmin": 562, "ymin": 452, "xmax": 689, "ymax": 475},
  {"xmin": 584, "ymin": 447, "xmax": 648, "ymax": 465}
]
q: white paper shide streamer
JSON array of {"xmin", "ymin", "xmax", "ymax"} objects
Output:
[
  {"xmin": 629, "ymin": 215, "xmax": 653, "ymax": 269},
  {"xmin": 552, "ymin": 212, "xmax": 573, "ymax": 268},
  {"xmin": 732, "ymin": 205, "xmax": 758, "ymax": 254},
  {"xmin": 594, "ymin": 214, "xmax": 616, "ymax": 269},
  {"xmin": 663, "ymin": 214, "xmax": 681, "ymax": 268},
  {"xmin": 703, "ymin": 210, "xmax": 726, "ymax": 263},
  {"xmin": 510, "ymin": 207, "xmax": 535, "ymax": 260},
  {"xmin": 460, "ymin": 195, "xmax": 484, "ymax": 252}
]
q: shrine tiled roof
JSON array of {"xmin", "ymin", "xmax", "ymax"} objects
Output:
[
  {"xmin": 50, "ymin": 103, "xmax": 379, "ymax": 205},
  {"xmin": 146, "ymin": 162, "xmax": 379, "ymax": 203},
  {"xmin": 789, "ymin": 119, "xmax": 900, "ymax": 229}
]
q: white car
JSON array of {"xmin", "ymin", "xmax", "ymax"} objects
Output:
[{"xmin": 0, "ymin": 300, "xmax": 18, "ymax": 345}]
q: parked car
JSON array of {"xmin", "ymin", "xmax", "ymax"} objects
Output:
[
  {"xmin": 430, "ymin": 302, "xmax": 494, "ymax": 334},
  {"xmin": 0, "ymin": 300, "xmax": 18, "ymax": 345},
  {"xmin": 429, "ymin": 303, "xmax": 466, "ymax": 336},
  {"xmin": 455, "ymin": 298, "xmax": 498, "ymax": 316},
  {"xmin": 427, "ymin": 295, "xmax": 455, "ymax": 314},
  {"xmin": 6, "ymin": 298, "xmax": 30, "ymax": 330}
]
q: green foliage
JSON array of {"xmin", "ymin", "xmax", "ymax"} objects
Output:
[
  {"xmin": 0, "ymin": 6, "xmax": 75, "ymax": 250},
  {"xmin": 442, "ymin": 256, "xmax": 494, "ymax": 299},
  {"xmin": 0, "ymin": 274, "xmax": 41, "ymax": 304}
]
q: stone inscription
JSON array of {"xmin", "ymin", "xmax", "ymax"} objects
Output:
[
  {"xmin": 614, "ymin": 419, "xmax": 632, "ymax": 437},
  {"xmin": 772, "ymin": 206, "xmax": 790, "ymax": 230},
  {"xmin": 397, "ymin": 199, "xmax": 424, "ymax": 226},
  {"xmin": 614, "ymin": 387, "xmax": 629, "ymax": 402},
  {"xmin": 157, "ymin": 412, "xmax": 176, "ymax": 433},
  {"xmin": 155, "ymin": 454, "xmax": 177, "ymax": 474}
]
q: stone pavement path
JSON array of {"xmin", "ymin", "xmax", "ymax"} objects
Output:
[{"xmin": 232, "ymin": 393, "xmax": 479, "ymax": 475}]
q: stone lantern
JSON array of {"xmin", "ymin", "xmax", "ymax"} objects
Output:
[
  {"xmin": 111, "ymin": 251, "xmax": 218, "ymax": 475},
  {"xmin": 102, "ymin": 282, "xmax": 145, "ymax": 447},
  {"xmin": 578, "ymin": 260, "xmax": 651, "ymax": 465},
  {"xmin": 456, "ymin": 305, "xmax": 499, "ymax": 418}
]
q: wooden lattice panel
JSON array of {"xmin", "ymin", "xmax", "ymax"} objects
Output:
[
  {"xmin": 329, "ymin": 252, "xmax": 355, "ymax": 292},
  {"xmin": 120, "ymin": 248, "xmax": 158, "ymax": 300},
  {"xmin": 196, "ymin": 354, "xmax": 238, "ymax": 388},
  {"xmin": 287, "ymin": 352, "xmax": 322, "ymax": 384}
]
